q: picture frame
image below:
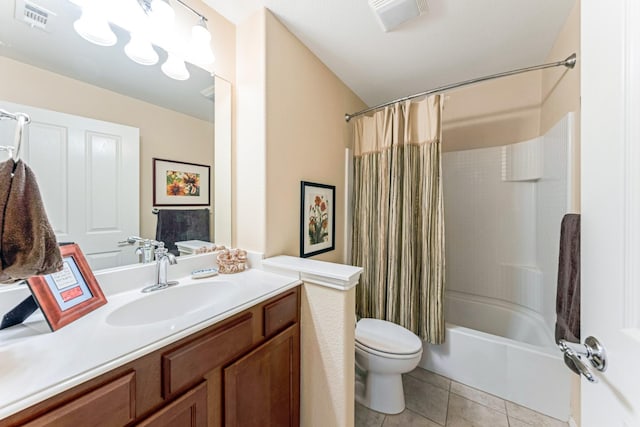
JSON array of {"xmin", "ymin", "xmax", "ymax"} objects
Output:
[
  {"xmin": 300, "ymin": 181, "xmax": 336, "ymax": 258},
  {"xmin": 153, "ymin": 158, "xmax": 211, "ymax": 206},
  {"xmin": 26, "ymin": 244, "xmax": 107, "ymax": 331}
]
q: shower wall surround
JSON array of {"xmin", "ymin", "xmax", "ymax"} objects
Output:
[{"xmin": 443, "ymin": 113, "xmax": 574, "ymax": 332}]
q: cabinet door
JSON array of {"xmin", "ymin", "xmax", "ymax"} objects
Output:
[
  {"xmin": 137, "ymin": 382, "xmax": 207, "ymax": 427},
  {"xmin": 224, "ymin": 324, "xmax": 300, "ymax": 427}
]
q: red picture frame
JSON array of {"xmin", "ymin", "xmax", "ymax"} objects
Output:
[{"xmin": 26, "ymin": 244, "xmax": 107, "ymax": 331}]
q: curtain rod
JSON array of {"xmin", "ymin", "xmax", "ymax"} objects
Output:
[{"xmin": 345, "ymin": 53, "xmax": 577, "ymax": 122}]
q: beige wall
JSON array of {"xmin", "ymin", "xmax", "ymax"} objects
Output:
[
  {"xmin": 263, "ymin": 11, "xmax": 366, "ymax": 262},
  {"xmin": 541, "ymin": 1, "xmax": 581, "ymax": 216},
  {"xmin": 300, "ymin": 283, "xmax": 356, "ymax": 427},
  {"xmin": 540, "ymin": 3, "xmax": 580, "ymax": 135},
  {"xmin": 182, "ymin": 0, "xmax": 236, "ymax": 84},
  {"xmin": 234, "ymin": 10, "xmax": 267, "ymax": 252},
  {"xmin": 441, "ymin": 3, "xmax": 580, "ymax": 155},
  {"xmin": 442, "ymin": 71, "xmax": 542, "ymax": 151},
  {"xmin": 233, "ymin": 9, "xmax": 366, "ymax": 262},
  {"xmin": 0, "ymin": 57, "xmax": 213, "ymax": 241}
]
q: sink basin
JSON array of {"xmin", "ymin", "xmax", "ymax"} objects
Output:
[{"xmin": 106, "ymin": 281, "xmax": 239, "ymax": 327}]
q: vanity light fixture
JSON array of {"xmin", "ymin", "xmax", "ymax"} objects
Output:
[
  {"xmin": 73, "ymin": 1, "xmax": 117, "ymax": 46},
  {"xmin": 125, "ymin": 31, "xmax": 159, "ymax": 65},
  {"xmin": 148, "ymin": 0, "xmax": 175, "ymax": 25},
  {"xmin": 70, "ymin": 0, "xmax": 214, "ymax": 81},
  {"xmin": 145, "ymin": 0, "xmax": 175, "ymax": 47},
  {"xmin": 188, "ymin": 17, "xmax": 215, "ymax": 66},
  {"xmin": 161, "ymin": 51, "xmax": 190, "ymax": 80}
]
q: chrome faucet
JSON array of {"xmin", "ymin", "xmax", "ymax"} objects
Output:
[
  {"xmin": 119, "ymin": 236, "xmax": 161, "ymax": 264},
  {"xmin": 142, "ymin": 243, "xmax": 179, "ymax": 293},
  {"xmin": 135, "ymin": 239, "xmax": 155, "ymax": 264}
]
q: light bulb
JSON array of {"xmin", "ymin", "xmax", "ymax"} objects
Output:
[
  {"xmin": 73, "ymin": 5, "xmax": 117, "ymax": 46},
  {"xmin": 125, "ymin": 33, "xmax": 159, "ymax": 65},
  {"xmin": 147, "ymin": 0, "xmax": 175, "ymax": 48},
  {"xmin": 192, "ymin": 21, "xmax": 211, "ymax": 44},
  {"xmin": 187, "ymin": 20, "xmax": 215, "ymax": 65},
  {"xmin": 161, "ymin": 53, "xmax": 190, "ymax": 81},
  {"xmin": 150, "ymin": 0, "xmax": 175, "ymax": 25}
]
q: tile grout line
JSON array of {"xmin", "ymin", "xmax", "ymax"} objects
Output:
[
  {"xmin": 443, "ymin": 387, "xmax": 450, "ymax": 426},
  {"xmin": 405, "ymin": 372, "xmax": 452, "ymax": 393},
  {"xmin": 449, "ymin": 389, "xmax": 507, "ymax": 414}
]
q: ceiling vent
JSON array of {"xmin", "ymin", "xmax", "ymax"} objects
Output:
[
  {"xmin": 368, "ymin": 0, "xmax": 428, "ymax": 32},
  {"xmin": 14, "ymin": 0, "xmax": 56, "ymax": 32}
]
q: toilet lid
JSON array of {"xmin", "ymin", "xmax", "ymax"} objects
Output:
[{"xmin": 355, "ymin": 318, "xmax": 422, "ymax": 355}]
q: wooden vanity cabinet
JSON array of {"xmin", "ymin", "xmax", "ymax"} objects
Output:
[{"xmin": 1, "ymin": 286, "xmax": 300, "ymax": 427}]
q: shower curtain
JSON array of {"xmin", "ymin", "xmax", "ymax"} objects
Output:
[{"xmin": 351, "ymin": 95, "xmax": 445, "ymax": 344}]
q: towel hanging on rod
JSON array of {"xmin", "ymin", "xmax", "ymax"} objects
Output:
[{"xmin": 0, "ymin": 109, "xmax": 31, "ymax": 162}]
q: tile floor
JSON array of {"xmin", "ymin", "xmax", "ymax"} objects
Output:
[{"xmin": 355, "ymin": 367, "xmax": 569, "ymax": 427}]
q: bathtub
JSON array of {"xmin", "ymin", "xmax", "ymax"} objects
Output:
[{"xmin": 419, "ymin": 291, "xmax": 571, "ymax": 421}]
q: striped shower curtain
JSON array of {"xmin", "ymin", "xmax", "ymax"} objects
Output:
[{"xmin": 351, "ymin": 95, "xmax": 445, "ymax": 344}]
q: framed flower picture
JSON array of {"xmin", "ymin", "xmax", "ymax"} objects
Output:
[
  {"xmin": 300, "ymin": 181, "xmax": 335, "ymax": 258},
  {"xmin": 153, "ymin": 158, "xmax": 211, "ymax": 206}
]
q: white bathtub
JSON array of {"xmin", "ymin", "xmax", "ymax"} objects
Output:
[{"xmin": 419, "ymin": 291, "xmax": 571, "ymax": 421}]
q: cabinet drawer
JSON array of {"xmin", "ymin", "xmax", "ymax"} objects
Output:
[
  {"xmin": 162, "ymin": 313, "xmax": 253, "ymax": 397},
  {"xmin": 264, "ymin": 291, "xmax": 298, "ymax": 338},
  {"xmin": 24, "ymin": 372, "xmax": 135, "ymax": 427}
]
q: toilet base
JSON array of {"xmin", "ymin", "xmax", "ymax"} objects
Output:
[{"xmin": 357, "ymin": 372, "xmax": 405, "ymax": 415}]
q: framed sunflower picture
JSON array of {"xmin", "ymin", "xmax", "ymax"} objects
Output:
[
  {"xmin": 300, "ymin": 181, "xmax": 335, "ymax": 258},
  {"xmin": 153, "ymin": 158, "xmax": 211, "ymax": 206}
]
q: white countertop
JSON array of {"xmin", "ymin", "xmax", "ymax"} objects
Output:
[
  {"xmin": 0, "ymin": 258, "xmax": 300, "ymax": 419},
  {"xmin": 262, "ymin": 255, "xmax": 362, "ymax": 291}
]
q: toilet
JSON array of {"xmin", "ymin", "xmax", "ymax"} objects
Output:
[{"xmin": 354, "ymin": 318, "xmax": 423, "ymax": 414}]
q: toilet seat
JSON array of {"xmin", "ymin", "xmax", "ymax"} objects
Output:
[
  {"xmin": 355, "ymin": 340, "xmax": 421, "ymax": 360},
  {"xmin": 356, "ymin": 318, "xmax": 423, "ymax": 356}
]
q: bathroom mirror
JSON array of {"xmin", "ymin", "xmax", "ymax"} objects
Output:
[{"xmin": 0, "ymin": 0, "xmax": 231, "ymax": 271}]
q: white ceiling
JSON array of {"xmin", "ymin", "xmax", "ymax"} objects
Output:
[{"xmin": 203, "ymin": 0, "xmax": 576, "ymax": 107}]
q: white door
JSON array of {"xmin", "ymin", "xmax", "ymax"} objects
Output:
[
  {"xmin": 581, "ymin": 1, "xmax": 640, "ymax": 425},
  {"xmin": 0, "ymin": 101, "xmax": 140, "ymax": 270}
]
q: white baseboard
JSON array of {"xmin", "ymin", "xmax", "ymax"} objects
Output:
[{"xmin": 568, "ymin": 416, "xmax": 579, "ymax": 427}]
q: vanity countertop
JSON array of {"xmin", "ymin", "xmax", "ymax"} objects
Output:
[{"xmin": 0, "ymin": 258, "xmax": 300, "ymax": 419}]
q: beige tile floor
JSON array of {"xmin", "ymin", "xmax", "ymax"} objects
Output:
[{"xmin": 356, "ymin": 367, "xmax": 569, "ymax": 427}]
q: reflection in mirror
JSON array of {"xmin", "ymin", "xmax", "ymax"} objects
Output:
[{"xmin": 0, "ymin": 0, "xmax": 230, "ymax": 272}]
